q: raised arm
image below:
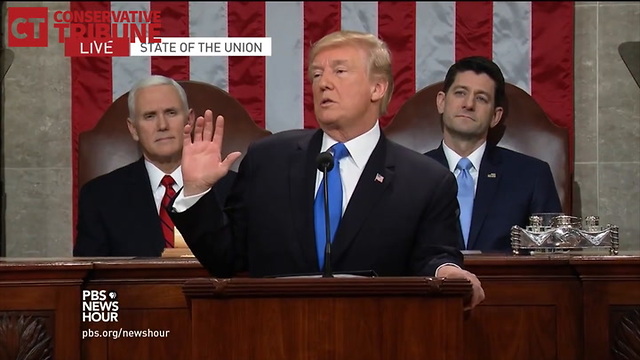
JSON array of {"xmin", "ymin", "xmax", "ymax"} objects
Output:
[{"xmin": 181, "ymin": 109, "xmax": 242, "ymax": 196}]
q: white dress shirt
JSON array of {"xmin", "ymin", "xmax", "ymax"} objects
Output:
[{"xmin": 144, "ymin": 160, "xmax": 183, "ymax": 214}]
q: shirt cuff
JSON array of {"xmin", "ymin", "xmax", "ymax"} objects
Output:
[
  {"xmin": 172, "ymin": 187, "xmax": 211, "ymax": 213},
  {"xmin": 435, "ymin": 263, "xmax": 461, "ymax": 277}
]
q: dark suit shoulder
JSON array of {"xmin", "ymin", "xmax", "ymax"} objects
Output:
[
  {"xmin": 424, "ymin": 148, "xmax": 439, "ymax": 158},
  {"xmin": 424, "ymin": 144, "xmax": 551, "ymax": 171},
  {"xmin": 388, "ymin": 141, "xmax": 451, "ymax": 177},
  {"xmin": 487, "ymin": 147, "xmax": 556, "ymax": 182},
  {"xmin": 491, "ymin": 146, "xmax": 550, "ymax": 168},
  {"xmin": 80, "ymin": 160, "xmax": 144, "ymax": 195},
  {"xmin": 249, "ymin": 129, "xmax": 315, "ymax": 150}
]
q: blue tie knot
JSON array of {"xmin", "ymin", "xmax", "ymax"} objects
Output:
[
  {"xmin": 457, "ymin": 157, "xmax": 473, "ymax": 171},
  {"xmin": 330, "ymin": 142, "xmax": 349, "ymax": 162}
]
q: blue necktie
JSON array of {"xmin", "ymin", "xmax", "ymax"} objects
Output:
[
  {"xmin": 456, "ymin": 158, "xmax": 474, "ymax": 248},
  {"xmin": 314, "ymin": 142, "xmax": 349, "ymax": 270}
]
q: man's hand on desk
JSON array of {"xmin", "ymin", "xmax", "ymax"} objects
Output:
[{"xmin": 436, "ymin": 265, "xmax": 485, "ymax": 311}]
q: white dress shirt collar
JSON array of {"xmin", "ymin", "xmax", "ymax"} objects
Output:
[
  {"xmin": 319, "ymin": 120, "xmax": 381, "ymax": 169},
  {"xmin": 144, "ymin": 159, "xmax": 183, "ymax": 192},
  {"xmin": 442, "ymin": 140, "xmax": 486, "ymax": 174}
]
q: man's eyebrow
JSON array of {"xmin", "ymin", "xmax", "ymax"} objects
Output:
[
  {"xmin": 452, "ymin": 85, "xmax": 491, "ymax": 97},
  {"xmin": 330, "ymin": 59, "xmax": 349, "ymax": 66},
  {"xmin": 451, "ymin": 84, "xmax": 469, "ymax": 91},
  {"xmin": 311, "ymin": 59, "xmax": 350, "ymax": 69}
]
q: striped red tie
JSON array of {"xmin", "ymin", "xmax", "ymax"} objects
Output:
[{"xmin": 160, "ymin": 175, "xmax": 176, "ymax": 248}]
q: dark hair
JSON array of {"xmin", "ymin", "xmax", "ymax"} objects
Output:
[{"xmin": 442, "ymin": 56, "xmax": 506, "ymax": 109}]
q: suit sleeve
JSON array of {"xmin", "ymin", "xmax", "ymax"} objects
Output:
[
  {"xmin": 531, "ymin": 162, "xmax": 563, "ymax": 214},
  {"xmin": 169, "ymin": 156, "xmax": 251, "ymax": 278},
  {"xmin": 73, "ymin": 184, "xmax": 110, "ymax": 256},
  {"xmin": 412, "ymin": 170, "xmax": 465, "ymax": 276}
]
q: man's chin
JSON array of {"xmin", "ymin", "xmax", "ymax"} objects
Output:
[
  {"xmin": 447, "ymin": 127, "xmax": 486, "ymax": 141},
  {"xmin": 315, "ymin": 115, "xmax": 341, "ymax": 128},
  {"xmin": 146, "ymin": 149, "xmax": 181, "ymax": 162}
]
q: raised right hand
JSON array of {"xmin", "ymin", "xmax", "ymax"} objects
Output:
[{"xmin": 181, "ymin": 110, "xmax": 242, "ymax": 197}]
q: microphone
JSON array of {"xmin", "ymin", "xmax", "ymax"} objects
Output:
[{"xmin": 316, "ymin": 151, "xmax": 335, "ymax": 278}]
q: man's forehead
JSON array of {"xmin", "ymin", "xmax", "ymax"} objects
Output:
[
  {"xmin": 137, "ymin": 84, "xmax": 177, "ymax": 96},
  {"xmin": 136, "ymin": 85, "xmax": 181, "ymax": 104},
  {"xmin": 311, "ymin": 57, "xmax": 351, "ymax": 67},
  {"xmin": 311, "ymin": 45, "xmax": 365, "ymax": 65},
  {"xmin": 135, "ymin": 93, "xmax": 183, "ymax": 115}
]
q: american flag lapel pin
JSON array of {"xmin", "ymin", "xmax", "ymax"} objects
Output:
[
  {"xmin": 375, "ymin": 173, "xmax": 384, "ymax": 183},
  {"xmin": 488, "ymin": 173, "xmax": 497, "ymax": 178}
]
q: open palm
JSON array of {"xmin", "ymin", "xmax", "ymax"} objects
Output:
[{"xmin": 181, "ymin": 110, "xmax": 242, "ymax": 196}]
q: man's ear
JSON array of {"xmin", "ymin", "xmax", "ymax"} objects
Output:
[
  {"xmin": 370, "ymin": 78, "xmax": 388, "ymax": 103},
  {"xmin": 127, "ymin": 118, "xmax": 139, "ymax": 141},
  {"xmin": 187, "ymin": 108, "xmax": 195, "ymax": 126},
  {"xmin": 489, "ymin": 106, "xmax": 504, "ymax": 128},
  {"xmin": 436, "ymin": 91, "xmax": 446, "ymax": 114}
]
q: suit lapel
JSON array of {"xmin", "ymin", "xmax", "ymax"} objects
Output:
[
  {"xmin": 431, "ymin": 145, "xmax": 449, "ymax": 169},
  {"xmin": 467, "ymin": 147, "xmax": 501, "ymax": 249},
  {"xmin": 128, "ymin": 158, "xmax": 165, "ymax": 254},
  {"xmin": 289, "ymin": 130, "xmax": 323, "ymax": 269},
  {"xmin": 431, "ymin": 146, "xmax": 466, "ymax": 250},
  {"xmin": 331, "ymin": 135, "xmax": 393, "ymax": 264}
]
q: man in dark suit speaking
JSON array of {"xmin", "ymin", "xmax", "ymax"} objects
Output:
[
  {"xmin": 171, "ymin": 31, "xmax": 484, "ymax": 309},
  {"xmin": 73, "ymin": 75, "xmax": 234, "ymax": 257},
  {"xmin": 425, "ymin": 56, "xmax": 562, "ymax": 252}
]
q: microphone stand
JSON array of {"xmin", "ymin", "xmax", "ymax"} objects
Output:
[{"xmin": 321, "ymin": 164, "xmax": 334, "ymax": 278}]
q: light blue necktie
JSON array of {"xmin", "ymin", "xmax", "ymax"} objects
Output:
[
  {"xmin": 456, "ymin": 158, "xmax": 474, "ymax": 248},
  {"xmin": 314, "ymin": 142, "xmax": 349, "ymax": 270}
]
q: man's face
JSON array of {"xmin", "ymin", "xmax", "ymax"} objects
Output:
[
  {"xmin": 310, "ymin": 45, "xmax": 386, "ymax": 132},
  {"xmin": 127, "ymin": 84, "xmax": 193, "ymax": 165},
  {"xmin": 436, "ymin": 70, "xmax": 503, "ymax": 141}
]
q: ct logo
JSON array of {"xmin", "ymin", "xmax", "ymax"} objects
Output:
[{"xmin": 7, "ymin": 7, "xmax": 49, "ymax": 47}]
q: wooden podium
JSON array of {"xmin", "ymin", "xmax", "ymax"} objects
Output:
[{"xmin": 182, "ymin": 276, "xmax": 472, "ymax": 360}]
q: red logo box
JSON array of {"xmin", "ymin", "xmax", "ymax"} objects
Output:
[{"xmin": 8, "ymin": 7, "xmax": 49, "ymax": 47}]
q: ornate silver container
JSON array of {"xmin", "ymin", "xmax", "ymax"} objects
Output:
[{"xmin": 511, "ymin": 214, "xmax": 619, "ymax": 255}]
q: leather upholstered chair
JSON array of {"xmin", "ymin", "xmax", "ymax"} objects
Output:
[
  {"xmin": 384, "ymin": 81, "xmax": 572, "ymax": 214},
  {"xmin": 78, "ymin": 81, "xmax": 272, "ymax": 190}
]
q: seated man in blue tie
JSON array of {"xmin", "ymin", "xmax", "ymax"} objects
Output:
[
  {"xmin": 73, "ymin": 75, "xmax": 234, "ymax": 257},
  {"xmin": 424, "ymin": 56, "xmax": 563, "ymax": 252},
  {"xmin": 169, "ymin": 30, "xmax": 485, "ymax": 310}
]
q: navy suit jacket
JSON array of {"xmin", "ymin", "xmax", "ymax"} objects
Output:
[
  {"xmin": 73, "ymin": 157, "xmax": 235, "ymax": 257},
  {"xmin": 425, "ymin": 144, "xmax": 562, "ymax": 252},
  {"xmin": 170, "ymin": 128, "xmax": 464, "ymax": 278}
]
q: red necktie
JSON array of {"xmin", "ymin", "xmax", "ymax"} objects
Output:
[{"xmin": 160, "ymin": 175, "xmax": 176, "ymax": 248}]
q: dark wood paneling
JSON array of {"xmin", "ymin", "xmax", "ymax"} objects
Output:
[
  {"xmin": 185, "ymin": 277, "xmax": 470, "ymax": 360},
  {"xmin": 0, "ymin": 261, "xmax": 89, "ymax": 360},
  {"xmin": 464, "ymin": 256, "xmax": 583, "ymax": 360},
  {"xmin": 464, "ymin": 306, "xmax": 557, "ymax": 360},
  {"xmin": 191, "ymin": 293, "xmax": 463, "ymax": 360},
  {"xmin": 0, "ymin": 255, "xmax": 638, "ymax": 359}
]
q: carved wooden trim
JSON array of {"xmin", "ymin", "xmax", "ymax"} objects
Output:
[
  {"xmin": 612, "ymin": 308, "xmax": 640, "ymax": 360},
  {"xmin": 0, "ymin": 312, "xmax": 53, "ymax": 360}
]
